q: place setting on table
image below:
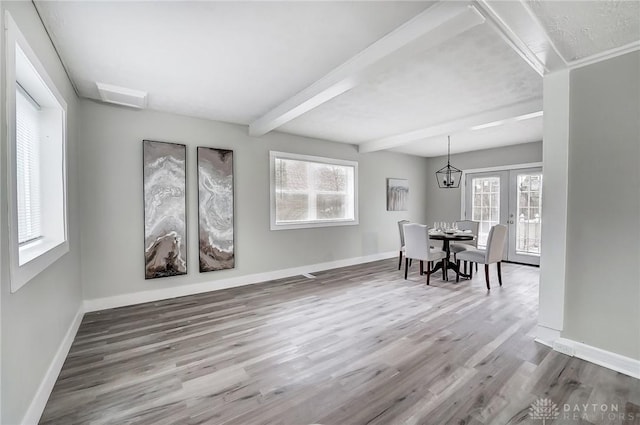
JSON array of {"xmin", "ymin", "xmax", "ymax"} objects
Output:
[{"xmin": 428, "ymin": 222, "xmax": 475, "ymax": 281}]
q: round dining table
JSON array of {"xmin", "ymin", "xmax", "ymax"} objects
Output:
[{"xmin": 429, "ymin": 231, "xmax": 475, "ymax": 281}]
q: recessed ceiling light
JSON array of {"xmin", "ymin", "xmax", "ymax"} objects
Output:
[
  {"xmin": 96, "ymin": 82, "xmax": 147, "ymax": 109},
  {"xmin": 471, "ymin": 120, "xmax": 504, "ymax": 131},
  {"xmin": 515, "ymin": 111, "xmax": 544, "ymax": 121}
]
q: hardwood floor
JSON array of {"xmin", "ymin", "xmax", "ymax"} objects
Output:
[{"xmin": 40, "ymin": 260, "xmax": 639, "ymax": 425}]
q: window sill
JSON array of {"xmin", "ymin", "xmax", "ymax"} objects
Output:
[
  {"xmin": 11, "ymin": 238, "xmax": 69, "ymax": 293},
  {"xmin": 19, "ymin": 238, "xmax": 64, "ymax": 265},
  {"xmin": 271, "ymin": 219, "xmax": 359, "ymax": 231}
]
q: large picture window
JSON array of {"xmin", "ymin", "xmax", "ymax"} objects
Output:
[
  {"xmin": 6, "ymin": 13, "xmax": 68, "ymax": 292},
  {"xmin": 270, "ymin": 152, "xmax": 358, "ymax": 230}
]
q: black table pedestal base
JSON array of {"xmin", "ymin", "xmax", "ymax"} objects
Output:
[{"xmin": 431, "ymin": 259, "xmax": 471, "ymax": 281}]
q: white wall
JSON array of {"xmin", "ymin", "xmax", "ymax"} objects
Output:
[
  {"xmin": 78, "ymin": 100, "xmax": 430, "ymax": 303},
  {"xmin": 0, "ymin": 2, "xmax": 83, "ymax": 424},
  {"xmin": 562, "ymin": 51, "xmax": 640, "ymax": 360},
  {"xmin": 537, "ymin": 70, "xmax": 570, "ymax": 343},
  {"xmin": 424, "ymin": 142, "xmax": 542, "ymax": 225}
]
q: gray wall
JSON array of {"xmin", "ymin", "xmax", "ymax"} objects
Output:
[
  {"xmin": 78, "ymin": 100, "xmax": 430, "ymax": 300},
  {"xmin": 424, "ymin": 142, "xmax": 542, "ymax": 225},
  {"xmin": 0, "ymin": 2, "xmax": 83, "ymax": 424},
  {"xmin": 563, "ymin": 51, "xmax": 640, "ymax": 360}
]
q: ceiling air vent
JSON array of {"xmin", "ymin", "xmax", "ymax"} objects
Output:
[{"xmin": 96, "ymin": 82, "xmax": 147, "ymax": 109}]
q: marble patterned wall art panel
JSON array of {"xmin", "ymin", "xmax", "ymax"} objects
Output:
[
  {"xmin": 143, "ymin": 140, "xmax": 188, "ymax": 279},
  {"xmin": 197, "ymin": 147, "xmax": 234, "ymax": 272}
]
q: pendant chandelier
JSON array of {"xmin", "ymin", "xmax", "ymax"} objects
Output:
[{"xmin": 436, "ymin": 135, "xmax": 462, "ymax": 189}]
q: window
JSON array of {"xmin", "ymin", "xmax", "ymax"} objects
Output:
[
  {"xmin": 6, "ymin": 13, "xmax": 68, "ymax": 292},
  {"xmin": 270, "ymin": 151, "xmax": 358, "ymax": 230}
]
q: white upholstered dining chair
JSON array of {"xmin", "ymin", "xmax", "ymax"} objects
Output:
[
  {"xmin": 451, "ymin": 220, "xmax": 479, "ymax": 273},
  {"xmin": 397, "ymin": 220, "xmax": 410, "ymax": 270},
  {"xmin": 455, "ymin": 224, "xmax": 508, "ymax": 290},
  {"xmin": 403, "ymin": 223, "xmax": 446, "ymax": 285}
]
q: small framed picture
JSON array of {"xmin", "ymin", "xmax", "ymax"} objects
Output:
[{"xmin": 387, "ymin": 178, "xmax": 408, "ymax": 211}]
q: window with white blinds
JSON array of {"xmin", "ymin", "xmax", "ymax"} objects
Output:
[
  {"xmin": 270, "ymin": 151, "xmax": 358, "ymax": 230},
  {"xmin": 7, "ymin": 11, "xmax": 69, "ymax": 292},
  {"xmin": 16, "ymin": 87, "xmax": 42, "ymax": 245}
]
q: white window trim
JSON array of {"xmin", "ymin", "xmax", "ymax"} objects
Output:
[
  {"xmin": 270, "ymin": 151, "xmax": 359, "ymax": 230},
  {"xmin": 5, "ymin": 12, "xmax": 69, "ymax": 293}
]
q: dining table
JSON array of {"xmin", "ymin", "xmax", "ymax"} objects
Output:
[{"xmin": 428, "ymin": 230, "xmax": 475, "ymax": 281}]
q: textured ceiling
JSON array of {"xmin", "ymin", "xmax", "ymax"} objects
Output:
[
  {"xmin": 34, "ymin": 1, "xmax": 639, "ymax": 157},
  {"xmin": 279, "ymin": 23, "xmax": 543, "ymax": 144},
  {"xmin": 390, "ymin": 116, "xmax": 543, "ymax": 157},
  {"xmin": 527, "ymin": 0, "xmax": 640, "ymax": 61},
  {"xmin": 35, "ymin": 1, "xmax": 432, "ymax": 125}
]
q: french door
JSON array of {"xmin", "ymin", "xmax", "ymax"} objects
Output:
[{"xmin": 464, "ymin": 167, "xmax": 543, "ymax": 265}]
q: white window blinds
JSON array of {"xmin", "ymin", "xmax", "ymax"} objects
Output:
[
  {"xmin": 16, "ymin": 87, "xmax": 42, "ymax": 244},
  {"xmin": 273, "ymin": 155, "xmax": 356, "ymax": 226}
]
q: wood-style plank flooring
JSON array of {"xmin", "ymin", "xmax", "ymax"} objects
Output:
[{"xmin": 40, "ymin": 260, "xmax": 640, "ymax": 425}]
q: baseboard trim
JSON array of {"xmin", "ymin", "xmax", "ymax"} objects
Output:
[
  {"xmin": 535, "ymin": 325, "xmax": 640, "ymax": 379},
  {"xmin": 21, "ymin": 305, "xmax": 84, "ymax": 425},
  {"xmin": 534, "ymin": 324, "xmax": 561, "ymax": 348},
  {"xmin": 84, "ymin": 251, "xmax": 397, "ymax": 313},
  {"xmin": 535, "ymin": 325, "xmax": 639, "ymax": 378},
  {"xmin": 555, "ymin": 337, "xmax": 640, "ymax": 379}
]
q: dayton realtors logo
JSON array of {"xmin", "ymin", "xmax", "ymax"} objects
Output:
[
  {"xmin": 530, "ymin": 398, "xmax": 638, "ymax": 423},
  {"xmin": 529, "ymin": 398, "xmax": 559, "ymax": 424}
]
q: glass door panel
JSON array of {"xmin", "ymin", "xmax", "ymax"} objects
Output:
[
  {"xmin": 464, "ymin": 171, "xmax": 508, "ymax": 250},
  {"xmin": 470, "ymin": 176, "xmax": 501, "ymax": 248},
  {"xmin": 508, "ymin": 169, "xmax": 542, "ymax": 264}
]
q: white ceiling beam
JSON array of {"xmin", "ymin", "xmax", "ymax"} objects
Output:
[
  {"xmin": 249, "ymin": 1, "xmax": 486, "ymax": 137},
  {"xmin": 358, "ymin": 98, "xmax": 543, "ymax": 153},
  {"xmin": 472, "ymin": 0, "xmax": 567, "ymax": 76}
]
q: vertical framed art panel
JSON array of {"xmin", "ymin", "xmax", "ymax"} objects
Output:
[
  {"xmin": 197, "ymin": 147, "xmax": 234, "ymax": 272},
  {"xmin": 387, "ymin": 178, "xmax": 408, "ymax": 211},
  {"xmin": 143, "ymin": 140, "xmax": 188, "ymax": 279}
]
